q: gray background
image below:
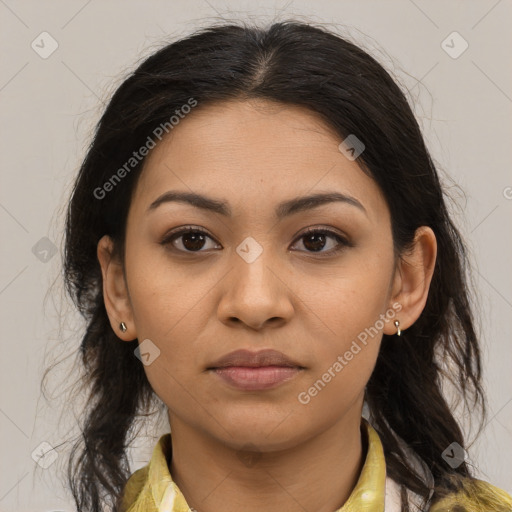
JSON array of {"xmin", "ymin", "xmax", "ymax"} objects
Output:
[{"xmin": 0, "ymin": 1, "xmax": 511, "ymax": 510}]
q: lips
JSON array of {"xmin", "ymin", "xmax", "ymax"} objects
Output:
[
  {"xmin": 207, "ymin": 349, "xmax": 304, "ymax": 370},
  {"xmin": 207, "ymin": 349, "xmax": 305, "ymax": 391}
]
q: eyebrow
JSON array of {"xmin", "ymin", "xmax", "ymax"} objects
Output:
[{"xmin": 147, "ymin": 190, "xmax": 367, "ymax": 219}]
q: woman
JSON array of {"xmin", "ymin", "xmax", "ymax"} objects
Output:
[{"xmin": 62, "ymin": 20, "xmax": 512, "ymax": 511}]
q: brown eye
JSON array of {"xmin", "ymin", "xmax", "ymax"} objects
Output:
[
  {"xmin": 161, "ymin": 226, "xmax": 220, "ymax": 253},
  {"xmin": 291, "ymin": 228, "xmax": 351, "ymax": 256}
]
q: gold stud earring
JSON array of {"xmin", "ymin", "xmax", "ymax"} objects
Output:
[
  {"xmin": 394, "ymin": 320, "xmax": 401, "ymax": 336},
  {"xmin": 119, "ymin": 322, "xmax": 127, "ymax": 333}
]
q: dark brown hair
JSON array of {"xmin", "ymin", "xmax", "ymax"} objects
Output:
[{"xmin": 57, "ymin": 19, "xmax": 486, "ymax": 511}]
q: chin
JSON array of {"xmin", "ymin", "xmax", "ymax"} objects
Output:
[{"xmin": 210, "ymin": 407, "xmax": 309, "ymax": 451}]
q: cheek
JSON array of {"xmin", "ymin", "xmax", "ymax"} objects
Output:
[
  {"xmin": 302, "ymin": 252, "xmax": 392, "ymax": 345},
  {"xmin": 125, "ymin": 241, "xmax": 211, "ymax": 337},
  {"xmin": 123, "ymin": 246, "xmax": 207, "ymax": 390},
  {"xmin": 294, "ymin": 313, "xmax": 383, "ymax": 428},
  {"xmin": 295, "ymin": 257, "xmax": 392, "ymax": 405}
]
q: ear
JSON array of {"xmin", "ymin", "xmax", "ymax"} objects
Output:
[
  {"xmin": 383, "ymin": 226, "xmax": 437, "ymax": 335},
  {"xmin": 97, "ymin": 234, "xmax": 137, "ymax": 341}
]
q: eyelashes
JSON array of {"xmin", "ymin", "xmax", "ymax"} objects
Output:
[
  {"xmin": 292, "ymin": 227, "xmax": 352, "ymax": 256},
  {"xmin": 160, "ymin": 225, "xmax": 352, "ymax": 257},
  {"xmin": 161, "ymin": 226, "xmax": 220, "ymax": 253}
]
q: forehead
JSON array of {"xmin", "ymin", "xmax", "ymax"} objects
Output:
[{"xmin": 130, "ymin": 99, "xmax": 388, "ymax": 223}]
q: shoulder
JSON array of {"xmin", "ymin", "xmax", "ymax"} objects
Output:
[
  {"xmin": 429, "ymin": 477, "xmax": 512, "ymax": 512},
  {"xmin": 119, "ymin": 465, "xmax": 150, "ymax": 512}
]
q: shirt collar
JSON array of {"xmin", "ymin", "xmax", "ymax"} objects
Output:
[{"xmin": 123, "ymin": 418, "xmax": 387, "ymax": 512}]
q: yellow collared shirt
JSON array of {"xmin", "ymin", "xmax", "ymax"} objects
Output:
[{"xmin": 120, "ymin": 420, "xmax": 512, "ymax": 512}]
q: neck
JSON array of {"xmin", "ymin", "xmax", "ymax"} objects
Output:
[{"xmin": 168, "ymin": 409, "xmax": 366, "ymax": 512}]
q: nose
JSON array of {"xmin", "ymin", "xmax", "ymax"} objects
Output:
[{"xmin": 216, "ymin": 246, "xmax": 294, "ymax": 331}]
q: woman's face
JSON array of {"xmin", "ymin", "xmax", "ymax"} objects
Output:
[{"xmin": 100, "ymin": 99, "xmax": 409, "ymax": 451}]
